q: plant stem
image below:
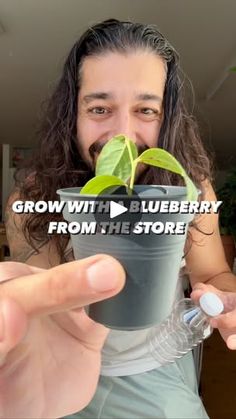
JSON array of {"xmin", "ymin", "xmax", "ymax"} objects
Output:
[
  {"xmin": 129, "ymin": 162, "xmax": 136, "ymax": 194},
  {"xmin": 126, "ymin": 139, "xmax": 137, "ymax": 195}
]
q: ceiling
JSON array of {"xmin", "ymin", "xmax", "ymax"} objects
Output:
[{"xmin": 0, "ymin": 0, "xmax": 236, "ymax": 169}]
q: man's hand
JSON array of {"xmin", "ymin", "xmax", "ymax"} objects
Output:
[
  {"xmin": 191, "ymin": 282, "xmax": 236, "ymax": 350},
  {"xmin": 0, "ymin": 255, "xmax": 125, "ymax": 419}
]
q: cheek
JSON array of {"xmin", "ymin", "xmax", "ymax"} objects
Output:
[
  {"xmin": 77, "ymin": 116, "xmax": 103, "ymax": 155},
  {"xmin": 137, "ymin": 120, "xmax": 162, "ymax": 147},
  {"xmin": 154, "ymin": 123, "xmax": 162, "ymax": 146}
]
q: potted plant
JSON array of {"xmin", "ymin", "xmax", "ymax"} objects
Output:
[
  {"xmin": 217, "ymin": 167, "xmax": 236, "ymax": 269},
  {"xmin": 57, "ymin": 135, "xmax": 198, "ymax": 330}
]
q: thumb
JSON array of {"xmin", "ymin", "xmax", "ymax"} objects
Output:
[
  {"xmin": 1, "ymin": 254, "xmax": 126, "ymax": 317},
  {"xmin": 190, "ymin": 282, "xmax": 224, "ymax": 304},
  {"xmin": 190, "ymin": 282, "xmax": 236, "ymax": 313},
  {"xmin": 0, "ymin": 297, "xmax": 28, "ymax": 365}
]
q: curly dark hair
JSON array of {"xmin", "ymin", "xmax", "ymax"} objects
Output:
[{"xmin": 14, "ymin": 18, "xmax": 213, "ymax": 262}]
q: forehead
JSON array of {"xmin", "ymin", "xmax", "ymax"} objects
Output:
[{"xmin": 78, "ymin": 51, "xmax": 167, "ymax": 97}]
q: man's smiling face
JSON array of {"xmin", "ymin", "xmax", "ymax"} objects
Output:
[{"xmin": 77, "ymin": 50, "xmax": 167, "ymax": 177}]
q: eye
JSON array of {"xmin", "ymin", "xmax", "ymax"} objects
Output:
[
  {"xmin": 140, "ymin": 108, "xmax": 159, "ymax": 115},
  {"xmin": 136, "ymin": 107, "xmax": 161, "ymax": 121},
  {"xmin": 88, "ymin": 107, "xmax": 110, "ymax": 115}
]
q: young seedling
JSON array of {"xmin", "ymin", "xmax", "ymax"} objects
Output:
[{"xmin": 80, "ymin": 135, "xmax": 198, "ymax": 200}]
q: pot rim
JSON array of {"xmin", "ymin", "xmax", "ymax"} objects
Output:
[{"xmin": 57, "ymin": 185, "xmax": 201, "ymax": 200}]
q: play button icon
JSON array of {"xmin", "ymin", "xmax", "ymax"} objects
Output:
[
  {"xmin": 110, "ymin": 201, "xmax": 128, "ymax": 219},
  {"xmin": 93, "ymin": 185, "xmax": 143, "ymax": 231}
]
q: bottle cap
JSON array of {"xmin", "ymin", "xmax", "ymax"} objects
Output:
[{"xmin": 199, "ymin": 292, "xmax": 224, "ymax": 317}]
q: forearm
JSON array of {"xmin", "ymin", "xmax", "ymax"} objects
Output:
[{"xmin": 205, "ymin": 271, "xmax": 236, "ymax": 292}]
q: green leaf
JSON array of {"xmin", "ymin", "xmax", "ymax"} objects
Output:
[
  {"xmin": 80, "ymin": 175, "xmax": 127, "ymax": 195},
  {"xmin": 96, "ymin": 135, "xmax": 138, "ymax": 182},
  {"xmin": 137, "ymin": 148, "xmax": 185, "ymax": 175},
  {"xmin": 81, "ymin": 137, "xmax": 198, "ymax": 201},
  {"xmin": 229, "ymin": 66, "xmax": 236, "ymax": 72},
  {"xmin": 183, "ymin": 175, "xmax": 198, "ymax": 201},
  {"xmin": 137, "ymin": 148, "xmax": 197, "ymax": 200}
]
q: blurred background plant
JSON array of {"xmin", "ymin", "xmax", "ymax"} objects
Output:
[
  {"xmin": 215, "ymin": 66, "xmax": 236, "ymax": 269},
  {"xmin": 217, "ymin": 167, "xmax": 236, "ymax": 269},
  {"xmin": 217, "ymin": 168, "xmax": 236, "ymax": 239}
]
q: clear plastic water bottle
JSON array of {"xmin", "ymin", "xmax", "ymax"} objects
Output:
[{"xmin": 147, "ymin": 292, "xmax": 224, "ymax": 365}]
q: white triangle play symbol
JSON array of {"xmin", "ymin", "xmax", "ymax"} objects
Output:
[{"xmin": 110, "ymin": 201, "xmax": 128, "ymax": 219}]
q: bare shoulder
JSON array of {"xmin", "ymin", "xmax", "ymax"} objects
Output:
[
  {"xmin": 201, "ymin": 178, "xmax": 217, "ymax": 200},
  {"xmin": 186, "ymin": 178, "xmax": 219, "ymax": 251},
  {"xmin": 5, "ymin": 188, "xmax": 61, "ymax": 268},
  {"xmin": 193, "ymin": 178, "xmax": 219, "ymax": 231},
  {"xmin": 185, "ymin": 177, "xmax": 230, "ymax": 285}
]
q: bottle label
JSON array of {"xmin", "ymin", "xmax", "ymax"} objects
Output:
[{"xmin": 183, "ymin": 307, "xmax": 200, "ymax": 324}]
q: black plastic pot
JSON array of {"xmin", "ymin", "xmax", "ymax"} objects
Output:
[{"xmin": 57, "ymin": 185, "xmax": 194, "ymax": 330}]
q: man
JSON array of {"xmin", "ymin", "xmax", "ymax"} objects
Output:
[{"xmin": 1, "ymin": 19, "xmax": 236, "ymax": 418}]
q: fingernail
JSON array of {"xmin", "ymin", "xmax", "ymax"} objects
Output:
[
  {"xmin": 228, "ymin": 336, "xmax": 236, "ymax": 349},
  {"xmin": 87, "ymin": 257, "xmax": 123, "ymax": 292},
  {"xmin": 193, "ymin": 285, "xmax": 203, "ymax": 291},
  {"xmin": 0, "ymin": 305, "xmax": 5, "ymax": 342}
]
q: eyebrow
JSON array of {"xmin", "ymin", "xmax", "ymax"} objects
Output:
[
  {"xmin": 82, "ymin": 92, "xmax": 163, "ymax": 104},
  {"xmin": 136, "ymin": 93, "xmax": 162, "ymax": 103},
  {"xmin": 82, "ymin": 92, "xmax": 112, "ymax": 103}
]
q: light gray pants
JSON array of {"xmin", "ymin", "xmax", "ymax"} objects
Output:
[{"xmin": 65, "ymin": 352, "xmax": 209, "ymax": 419}]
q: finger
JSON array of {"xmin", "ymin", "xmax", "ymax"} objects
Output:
[
  {"xmin": 0, "ymin": 262, "xmax": 44, "ymax": 283},
  {"xmin": 1, "ymin": 254, "xmax": 126, "ymax": 317},
  {"xmin": 209, "ymin": 309, "xmax": 236, "ymax": 330},
  {"xmin": 0, "ymin": 297, "xmax": 28, "ymax": 365},
  {"xmin": 191, "ymin": 282, "xmax": 236, "ymax": 313},
  {"xmin": 226, "ymin": 335, "xmax": 236, "ymax": 350},
  {"xmin": 190, "ymin": 282, "xmax": 222, "ymax": 302}
]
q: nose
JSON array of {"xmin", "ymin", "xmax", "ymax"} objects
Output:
[{"xmin": 111, "ymin": 111, "xmax": 137, "ymax": 144}]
